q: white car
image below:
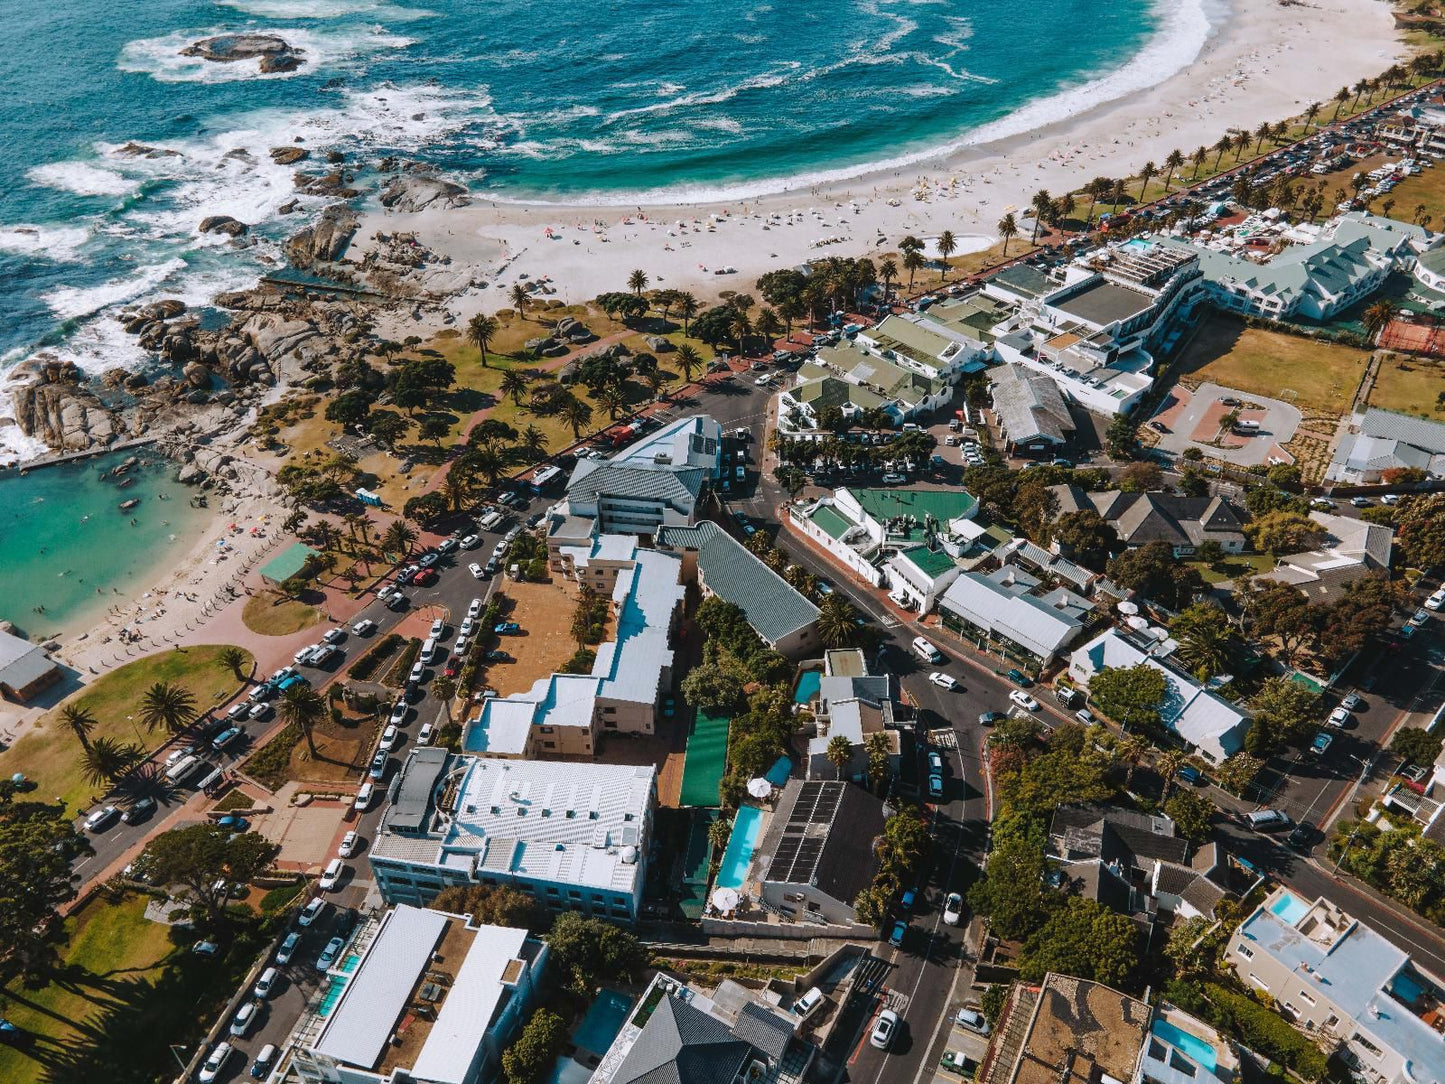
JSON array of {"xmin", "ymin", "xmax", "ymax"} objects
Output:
[
  {"xmin": 354, "ymin": 782, "xmax": 375, "ymax": 811},
  {"xmin": 319, "ymin": 858, "xmax": 345, "ymax": 891},
  {"xmin": 493, "ymin": 540, "xmax": 508, "ymax": 557},
  {"xmin": 254, "ymin": 966, "xmax": 280, "ymax": 1000},
  {"xmin": 1327, "ymin": 706, "xmax": 1351, "ymax": 727},
  {"xmin": 389, "ymin": 700, "xmax": 408, "ymax": 726},
  {"xmin": 230, "ymin": 1000, "xmax": 258, "ymax": 1038},
  {"xmin": 430, "ymin": 618, "xmax": 446, "ymax": 638},
  {"xmin": 417, "ymin": 723, "xmax": 435, "ymax": 746},
  {"xmin": 322, "ymin": 627, "xmax": 346, "ymax": 645},
  {"xmin": 84, "ymin": 806, "xmax": 120, "ymax": 832},
  {"xmin": 338, "ymin": 830, "xmax": 359, "ymax": 858},
  {"xmin": 298, "ymin": 897, "xmax": 327, "ymax": 926},
  {"xmin": 409, "ymin": 660, "xmax": 426, "ymax": 684},
  {"xmin": 928, "ymin": 672, "xmax": 957, "ymax": 691},
  {"xmin": 469, "ymin": 562, "xmax": 485, "ymax": 579},
  {"xmin": 943, "ymin": 892, "xmax": 964, "ymax": 926},
  {"xmin": 454, "ymin": 635, "xmax": 471, "ymax": 658},
  {"xmin": 378, "ymin": 725, "xmax": 399, "ymax": 752},
  {"xmin": 1381, "ymin": 493, "xmax": 1401, "ymax": 505},
  {"xmin": 460, "ymin": 534, "xmax": 480, "ymax": 549},
  {"xmin": 955, "ymin": 1007, "xmax": 990, "ymax": 1035},
  {"xmin": 1009, "ymin": 690, "xmax": 1040, "ymax": 712},
  {"xmin": 468, "ymin": 597, "xmax": 483, "ymax": 618},
  {"xmin": 1427, "ymin": 587, "xmax": 1445, "ymax": 612},
  {"xmin": 352, "ymin": 618, "xmax": 377, "ymax": 636},
  {"xmin": 198, "ymin": 1042, "xmax": 233, "ymax": 1084},
  {"xmin": 870, "ymin": 1009, "xmax": 899, "ymax": 1050},
  {"xmin": 459, "ymin": 616, "xmax": 476, "ymax": 638}
]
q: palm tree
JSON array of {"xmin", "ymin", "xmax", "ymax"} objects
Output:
[
  {"xmin": 82, "ymin": 737, "xmax": 142, "ymax": 787},
  {"xmin": 677, "ymin": 292, "xmax": 699, "ymax": 336},
  {"xmin": 816, "ymin": 595, "xmax": 859, "ymax": 647},
  {"xmin": 1177, "ymin": 621, "xmax": 1235, "ymax": 681},
  {"xmin": 60, "ymin": 704, "xmax": 99, "ymax": 751},
  {"xmin": 139, "ymin": 682, "xmax": 197, "ymax": 736},
  {"xmin": 1156, "ymin": 749, "xmax": 1187, "ymax": 802},
  {"xmin": 499, "ymin": 368, "xmax": 530, "ymax": 405},
  {"xmin": 1303, "ymin": 101, "xmax": 1322, "ymax": 131},
  {"xmin": 596, "ymin": 384, "xmax": 628, "ymax": 420},
  {"xmin": 440, "ymin": 471, "xmax": 470, "ymax": 513},
  {"xmin": 217, "ymin": 647, "xmax": 248, "ymax": 683},
  {"xmin": 1232, "ymin": 131, "xmax": 1251, "ymax": 160},
  {"xmin": 1212, "ymin": 135, "xmax": 1233, "ymax": 169},
  {"xmin": 826, "ymin": 734, "xmax": 853, "ymax": 780},
  {"xmin": 864, "ymin": 731, "xmax": 891, "ymax": 791},
  {"xmin": 729, "ymin": 309, "xmax": 752, "ymax": 355},
  {"xmin": 708, "ymin": 816, "xmax": 733, "ymax": 856},
  {"xmin": 520, "ymin": 424, "xmax": 548, "ymax": 459},
  {"xmin": 1108, "ymin": 178, "xmax": 1127, "ymax": 213},
  {"xmin": 902, "ymin": 250, "xmax": 925, "ymax": 291},
  {"xmin": 279, "ymin": 684, "xmax": 326, "ymax": 758},
  {"xmin": 755, "ymin": 307, "xmax": 783, "ymax": 347},
  {"xmin": 878, "ymin": 257, "xmax": 898, "ymax": 298},
  {"xmin": 1083, "ymin": 178, "xmax": 1109, "ymax": 227},
  {"xmin": 936, "ymin": 230, "xmax": 957, "ymax": 280},
  {"xmin": 559, "ymin": 394, "xmax": 593, "ymax": 438},
  {"xmin": 627, "ymin": 269, "xmax": 649, "ymax": 296},
  {"xmin": 382, "ymin": 519, "xmax": 417, "ymax": 560},
  {"xmin": 1029, "ymin": 189, "xmax": 1053, "ymax": 242},
  {"xmin": 674, "ymin": 343, "xmax": 702, "ymax": 383},
  {"xmin": 1332, "ymin": 85, "xmax": 1351, "ymax": 121},
  {"xmin": 468, "ymin": 313, "xmax": 499, "ymax": 368},
  {"xmin": 1190, "ymin": 146, "xmax": 1208, "ymax": 179},
  {"xmin": 1137, "ymin": 161, "xmax": 1156, "ymax": 201},
  {"xmin": 1117, "ymin": 734, "xmax": 1148, "ymax": 789},
  {"xmin": 1163, "ymin": 149, "xmax": 1184, "ymax": 192},
  {"xmin": 509, "ymin": 282, "xmax": 530, "ymax": 319},
  {"xmin": 1362, "ymin": 300, "xmax": 1397, "ymax": 343},
  {"xmin": 1254, "ymin": 122, "xmax": 1272, "ymax": 153},
  {"xmin": 997, "ymin": 213, "xmax": 1018, "ymax": 256}
]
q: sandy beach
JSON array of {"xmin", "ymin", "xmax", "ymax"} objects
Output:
[{"xmin": 353, "ymin": 0, "xmax": 1404, "ymax": 310}]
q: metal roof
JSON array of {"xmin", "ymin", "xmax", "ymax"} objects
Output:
[
  {"xmin": 655, "ymin": 521, "xmax": 819, "ymax": 647},
  {"xmin": 0, "ymin": 631, "xmax": 58, "ymax": 691},
  {"xmin": 311, "ymin": 905, "xmax": 449, "ymax": 1069},
  {"xmin": 611, "ymin": 995, "xmax": 751, "ymax": 1084},
  {"xmin": 940, "ymin": 571, "xmax": 1084, "ymax": 659},
  {"xmin": 386, "ymin": 746, "xmax": 450, "ymax": 833},
  {"xmin": 1362, "ymin": 407, "xmax": 1445, "ymax": 455}
]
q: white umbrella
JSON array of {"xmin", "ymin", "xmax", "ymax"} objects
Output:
[
  {"xmin": 747, "ymin": 778, "xmax": 773, "ymax": 799},
  {"xmin": 1148, "ymin": 626, "xmax": 1170, "ymax": 642},
  {"xmin": 712, "ymin": 887, "xmax": 740, "ymax": 911},
  {"xmin": 1126, "ymin": 615, "xmax": 1150, "ymax": 631},
  {"xmin": 1117, "ymin": 600, "xmax": 1139, "ymax": 615}
]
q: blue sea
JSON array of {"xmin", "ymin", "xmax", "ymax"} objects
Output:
[{"xmin": 0, "ymin": 0, "xmax": 1211, "ymax": 462}]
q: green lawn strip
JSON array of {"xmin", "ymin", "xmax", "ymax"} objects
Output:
[
  {"xmin": 679, "ymin": 711, "xmax": 731, "ymax": 809},
  {"xmin": 0, "ymin": 646, "xmax": 253, "ymax": 813},
  {"xmin": 1187, "ymin": 553, "xmax": 1279, "ymax": 585}
]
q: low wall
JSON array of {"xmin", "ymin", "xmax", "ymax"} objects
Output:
[{"xmin": 700, "ymin": 916, "xmax": 877, "ymax": 941}]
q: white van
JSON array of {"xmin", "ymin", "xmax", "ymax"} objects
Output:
[
  {"xmin": 478, "ymin": 509, "xmax": 505, "ymax": 531},
  {"xmin": 420, "ymin": 637, "xmax": 438, "ymax": 665},
  {"xmin": 912, "ymin": 637, "xmax": 943, "ymax": 664},
  {"xmin": 164, "ymin": 754, "xmax": 202, "ymax": 784},
  {"xmin": 1234, "ymin": 419, "xmax": 1261, "ymax": 432},
  {"xmin": 354, "ymin": 782, "xmax": 375, "ymax": 811}
]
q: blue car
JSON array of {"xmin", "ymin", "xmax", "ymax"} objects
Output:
[
  {"xmin": 888, "ymin": 920, "xmax": 908, "ymax": 948},
  {"xmin": 494, "ymin": 622, "xmax": 521, "ymax": 635},
  {"xmin": 216, "ymin": 815, "xmax": 250, "ymax": 832}
]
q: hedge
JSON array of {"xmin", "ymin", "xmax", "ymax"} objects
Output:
[
  {"xmin": 350, "ymin": 632, "xmax": 404, "ymax": 681},
  {"xmin": 382, "ymin": 637, "xmax": 422, "ymax": 687},
  {"xmin": 247, "ymin": 723, "xmax": 303, "ymax": 790},
  {"xmin": 1166, "ymin": 980, "xmax": 1327, "ymax": 1081}
]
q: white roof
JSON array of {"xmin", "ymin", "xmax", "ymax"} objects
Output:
[
  {"xmin": 612, "ymin": 414, "xmax": 722, "ymax": 472},
  {"xmin": 409, "ymin": 923, "xmax": 531, "ymax": 1084},
  {"xmin": 312, "ymin": 905, "xmax": 449, "ymax": 1068},
  {"xmin": 593, "ymin": 548, "xmax": 684, "ymax": 706},
  {"xmin": 940, "ymin": 571, "xmax": 1082, "ymax": 657}
]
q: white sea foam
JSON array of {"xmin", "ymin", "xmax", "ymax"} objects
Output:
[
  {"xmin": 44, "ymin": 259, "xmax": 189, "ymax": 322},
  {"xmin": 219, "ymin": 0, "xmax": 434, "ymax": 20},
  {"xmin": 118, "ymin": 26, "xmax": 416, "ymax": 84},
  {"xmin": 0, "ymin": 225, "xmax": 93, "ymax": 262},
  {"xmin": 490, "ymin": 0, "xmax": 1212, "ymax": 207},
  {"xmin": 0, "ymin": 420, "xmax": 51, "ymax": 468},
  {"xmin": 27, "ymin": 162, "xmax": 140, "ymax": 198}
]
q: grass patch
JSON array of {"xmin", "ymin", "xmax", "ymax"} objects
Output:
[
  {"xmin": 242, "ymin": 591, "xmax": 324, "ymax": 636},
  {"xmin": 1174, "ymin": 314, "xmax": 1370, "ymax": 415},
  {"xmin": 1187, "ymin": 552, "xmax": 1278, "ymax": 585},
  {"xmin": 246, "ymin": 723, "xmax": 303, "ymax": 791},
  {"xmin": 259, "ymin": 882, "xmax": 305, "ymax": 914},
  {"xmin": 0, "ymin": 892, "xmax": 265, "ymax": 1084},
  {"xmin": 0, "ymin": 646, "xmax": 252, "ymax": 813},
  {"xmin": 212, "ymin": 789, "xmax": 256, "ymax": 812},
  {"xmin": 349, "ymin": 632, "xmax": 404, "ymax": 681},
  {"xmin": 1368, "ymin": 353, "xmax": 1445, "ymax": 419}
]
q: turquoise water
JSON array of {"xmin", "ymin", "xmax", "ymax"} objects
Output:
[
  {"xmin": 716, "ymin": 805, "xmax": 765, "ymax": 890},
  {"xmin": 574, "ymin": 989, "xmax": 634, "ymax": 1055},
  {"xmin": 1270, "ymin": 891, "xmax": 1309, "ymax": 926},
  {"xmin": 0, "ymin": 450, "xmax": 212, "ymax": 639},
  {"xmin": 316, "ymin": 952, "xmax": 363, "ymax": 1016},
  {"xmin": 1152, "ymin": 1019, "xmax": 1218, "ymax": 1073},
  {"xmin": 0, "ymin": 0, "xmax": 1195, "ymax": 422},
  {"xmin": 765, "ymin": 756, "xmax": 792, "ymax": 787},
  {"xmin": 794, "ymin": 671, "xmax": 821, "ymax": 705}
]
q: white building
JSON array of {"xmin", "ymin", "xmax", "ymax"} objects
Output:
[
  {"xmin": 369, "ymin": 751, "xmax": 656, "ymax": 923},
  {"xmin": 1068, "ymin": 630, "xmax": 1251, "ymax": 763},
  {"xmin": 468, "ymin": 538, "xmax": 684, "ymax": 757},
  {"xmin": 290, "ymin": 904, "xmax": 546, "ymax": 1084},
  {"xmin": 1328, "ymin": 408, "xmax": 1445, "ymax": 483},
  {"xmin": 939, "ymin": 565, "xmax": 1093, "ymax": 666},
  {"xmin": 1227, "ymin": 887, "xmax": 1445, "ymax": 1084},
  {"xmin": 1256, "ymin": 510, "xmax": 1393, "ymax": 603},
  {"xmin": 883, "ymin": 544, "xmax": 962, "ymax": 612},
  {"xmin": 853, "ymin": 313, "xmax": 990, "ymax": 382}
]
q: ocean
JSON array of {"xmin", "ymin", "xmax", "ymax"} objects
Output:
[
  {"xmin": 0, "ymin": 450, "xmax": 213, "ymax": 638},
  {"xmin": 0, "ymin": 0, "xmax": 1211, "ymax": 463}
]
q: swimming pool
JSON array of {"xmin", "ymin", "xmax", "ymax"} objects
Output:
[
  {"xmin": 794, "ymin": 671, "xmax": 821, "ymax": 704},
  {"xmin": 716, "ymin": 806, "xmax": 765, "ymax": 890},
  {"xmin": 1152, "ymin": 1019, "xmax": 1217, "ymax": 1073},
  {"xmin": 1120, "ymin": 237, "xmax": 1154, "ymax": 252},
  {"xmin": 316, "ymin": 953, "xmax": 363, "ymax": 1017},
  {"xmin": 1270, "ymin": 890, "xmax": 1309, "ymax": 926},
  {"xmin": 574, "ymin": 989, "xmax": 634, "ymax": 1055}
]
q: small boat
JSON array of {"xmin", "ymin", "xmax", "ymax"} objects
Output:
[
  {"xmin": 117, "ymin": 476, "xmax": 136, "ymax": 489},
  {"xmin": 119, "ymin": 498, "xmax": 141, "ymax": 511}
]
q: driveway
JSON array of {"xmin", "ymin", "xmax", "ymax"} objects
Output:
[{"xmin": 1150, "ymin": 381, "xmax": 1301, "ymax": 466}]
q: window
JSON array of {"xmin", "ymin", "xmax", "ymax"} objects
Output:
[
  {"xmin": 1249, "ymin": 974, "xmax": 1270, "ymax": 992},
  {"xmin": 589, "ymin": 811, "xmax": 600, "ymax": 820},
  {"xmin": 566, "ymin": 810, "xmax": 576, "ymax": 819},
  {"xmin": 602, "ymin": 706, "xmax": 616, "ymax": 715},
  {"xmin": 624, "ymin": 813, "xmax": 634, "ymax": 821},
  {"xmin": 1237, "ymin": 945, "xmax": 1254, "ymax": 960},
  {"xmin": 543, "ymin": 741, "xmax": 556, "ymax": 749},
  {"xmin": 1351, "ymin": 1034, "xmax": 1383, "ymax": 1059},
  {"xmin": 568, "ymin": 890, "xmax": 581, "ymax": 900},
  {"xmin": 1298, "ymin": 991, "xmax": 1316, "ymax": 1006},
  {"xmin": 540, "ymin": 726, "xmax": 554, "ymax": 735}
]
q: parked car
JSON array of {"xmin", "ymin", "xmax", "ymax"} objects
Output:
[
  {"xmin": 369, "ymin": 750, "xmax": 389, "ymax": 781},
  {"xmin": 1247, "ymin": 808, "xmax": 1293, "ymax": 832},
  {"xmin": 317, "ymin": 936, "xmax": 345, "ymax": 972},
  {"xmin": 494, "ymin": 622, "xmax": 521, "ymax": 635},
  {"xmin": 1409, "ymin": 608, "xmax": 1431, "ymax": 628},
  {"xmin": 319, "ymin": 858, "xmax": 345, "ymax": 891},
  {"xmin": 275, "ymin": 932, "xmax": 301, "ymax": 965},
  {"xmin": 977, "ymin": 711, "xmax": 1003, "ymax": 726},
  {"xmin": 413, "ymin": 569, "xmax": 437, "ymax": 587},
  {"xmin": 870, "ymin": 1009, "xmax": 900, "ymax": 1050},
  {"xmin": 389, "ymin": 700, "xmax": 408, "ymax": 726},
  {"xmin": 928, "ymin": 672, "xmax": 957, "ymax": 691},
  {"xmin": 198, "ymin": 1042, "xmax": 234, "ymax": 1084},
  {"xmin": 1311, "ymin": 731, "xmax": 1333, "ymax": 756},
  {"xmin": 378, "ymin": 725, "xmax": 399, "ymax": 752},
  {"xmin": 355, "ymin": 782, "xmax": 375, "ymax": 811},
  {"xmin": 251, "ymin": 1044, "xmax": 278, "ymax": 1081},
  {"xmin": 1008, "ymin": 690, "xmax": 1040, "ymax": 712},
  {"xmin": 469, "ymin": 562, "xmax": 486, "ymax": 579},
  {"xmin": 794, "ymin": 986, "xmax": 825, "ymax": 1019},
  {"xmin": 212, "ymin": 727, "xmax": 244, "ymax": 751},
  {"xmin": 121, "ymin": 797, "xmax": 157, "ymax": 825},
  {"xmin": 956, "ymin": 1007, "xmax": 990, "ymax": 1035},
  {"xmin": 1006, "ymin": 668, "xmax": 1033, "ymax": 687},
  {"xmin": 322, "ymin": 627, "xmax": 347, "ymax": 645},
  {"xmin": 338, "ymin": 831, "xmax": 359, "ymax": 858},
  {"xmin": 84, "ymin": 806, "xmax": 119, "ymax": 833},
  {"xmin": 1426, "ymin": 587, "xmax": 1445, "ymax": 612},
  {"xmin": 1327, "ymin": 706, "xmax": 1351, "ymax": 727},
  {"xmin": 468, "ymin": 597, "xmax": 484, "ymax": 618},
  {"xmin": 254, "ymin": 966, "xmax": 280, "ymax": 1000},
  {"xmin": 1287, "ymin": 822, "xmax": 1318, "ymax": 851},
  {"xmin": 298, "ymin": 897, "xmax": 327, "ymax": 926},
  {"xmin": 417, "ymin": 723, "xmax": 435, "ymax": 746},
  {"xmin": 409, "ymin": 660, "xmax": 426, "ymax": 684},
  {"xmin": 943, "ymin": 892, "xmax": 964, "ymax": 926},
  {"xmin": 927, "ymin": 774, "xmax": 944, "ymax": 799},
  {"xmin": 230, "ymin": 1001, "xmax": 258, "ymax": 1037},
  {"xmin": 1341, "ymin": 693, "xmax": 1365, "ymax": 711},
  {"xmin": 888, "ymin": 920, "xmax": 907, "ymax": 948}
]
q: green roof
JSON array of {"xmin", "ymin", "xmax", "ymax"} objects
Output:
[
  {"xmin": 259, "ymin": 542, "xmax": 321, "ymax": 584},
  {"xmin": 897, "ymin": 545, "xmax": 958, "ymax": 578},
  {"xmin": 850, "ymin": 487, "xmax": 976, "ymax": 527},
  {"xmin": 809, "ymin": 504, "xmax": 857, "ymax": 541}
]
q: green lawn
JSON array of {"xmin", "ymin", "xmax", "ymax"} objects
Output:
[
  {"xmin": 1187, "ymin": 552, "xmax": 1278, "ymax": 585},
  {"xmin": 0, "ymin": 893, "xmax": 268, "ymax": 1084},
  {"xmin": 1368, "ymin": 354, "xmax": 1445, "ymax": 420},
  {"xmin": 0, "ymin": 645, "xmax": 252, "ymax": 813},
  {"xmin": 241, "ymin": 591, "xmax": 323, "ymax": 636},
  {"xmin": 1175, "ymin": 315, "xmax": 1370, "ymax": 416}
]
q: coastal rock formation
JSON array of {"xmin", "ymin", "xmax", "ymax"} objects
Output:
[
  {"xmin": 270, "ymin": 146, "xmax": 308, "ymax": 165},
  {"xmin": 293, "ymin": 170, "xmax": 360, "ymax": 199},
  {"xmin": 378, "ymin": 174, "xmax": 469, "ymax": 213},
  {"xmin": 285, "ymin": 204, "xmax": 359, "ymax": 267},
  {"xmin": 180, "ymin": 34, "xmax": 305, "ymax": 71},
  {"xmin": 199, "ymin": 215, "xmax": 248, "ymax": 238},
  {"xmin": 116, "ymin": 142, "xmax": 180, "ymax": 159},
  {"xmin": 6, "ymin": 356, "xmax": 119, "ymax": 451}
]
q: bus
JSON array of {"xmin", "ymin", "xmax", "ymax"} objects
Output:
[{"xmin": 529, "ymin": 464, "xmax": 563, "ymax": 492}]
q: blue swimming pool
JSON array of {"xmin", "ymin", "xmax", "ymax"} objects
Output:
[
  {"xmin": 794, "ymin": 671, "xmax": 821, "ymax": 704},
  {"xmin": 575, "ymin": 989, "xmax": 634, "ymax": 1055},
  {"xmin": 1270, "ymin": 890, "xmax": 1309, "ymax": 926},
  {"xmin": 1153, "ymin": 1019, "xmax": 1218, "ymax": 1073},
  {"xmin": 716, "ymin": 806, "xmax": 765, "ymax": 890}
]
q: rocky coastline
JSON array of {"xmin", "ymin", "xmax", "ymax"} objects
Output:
[{"xmin": 179, "ymin": 33, "xmax": 306, "ymax": 74}]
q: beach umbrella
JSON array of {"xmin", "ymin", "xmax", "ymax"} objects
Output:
[
  {"xmin": 1126, "ymin": 615, "xmax": 1149, "ymax": 632},
  {"xmin": 1148, "ymin": 626, "xmax": 1170, "ymax": 642},
  {"xmin": 711, "ymin": 887, "xmax": 740, "ymax": 912},
  {"xmin": 1117, "ymin": 601, "xmax": 1139, "ymax": 616},
  {"xmin": 746, "ymin": 778, "xmax": 772, "ymax": 799}
]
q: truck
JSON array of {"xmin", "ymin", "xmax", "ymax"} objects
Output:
[{"xmin": 529, "ymin": 464, "xmax": 562, "ymax": 493}]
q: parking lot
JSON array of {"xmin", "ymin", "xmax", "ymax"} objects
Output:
[
  {"xmin": 1149, "ymin": 381, "xmax": 1302, "ymax": 466},
  {"xmin": 487, "ymin": 576, "xmax": 601, "ymax": 696}
]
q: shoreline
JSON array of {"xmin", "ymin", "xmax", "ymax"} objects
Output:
[{"xmin": 352, "ymin": 0, "xmax": 1404, "ymax": 309}]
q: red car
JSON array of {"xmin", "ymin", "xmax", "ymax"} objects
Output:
[
  {"xmin": 413, "ymin": 568, "xmax": 438, "ymax": 587},
  {"xmin": 444, "ymin": 659, "xmax": 461, "ymax": 678}
]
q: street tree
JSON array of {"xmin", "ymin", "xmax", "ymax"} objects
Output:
[
  {"xmin": 1088, "ymin": 664, "xmax": 1167, "ymax": 732},
  {"xmin": 141, "ymin": 823, "xmax": 278, "ymax": 927}
]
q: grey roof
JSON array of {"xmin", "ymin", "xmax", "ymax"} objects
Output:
[
  {"xmin": 730, "ymin": 1001, "xmax": 795, "ymax": 1061},
  {"xmin": 1155, "ymin": 861, "xmax": 1203, "ymax": 897},
  {"xmin": 939, "ymin": 569, "xmax": 1084, "ymax": 659},
  {"xmin": 1085, "ymin": 491, "xmax": 1247, "ymax": 549},
  {"xmin": 385, "ymin": 746, "xmax": 450, "ymax": 833},
  {"xmin": 755, "ymin": 781, "xmax": 884, "ymax": 908},
  {"xmin": 312, "ymin": 905, "xmax": 449, "ymax": 1068},
  {"xmin": 0, "ymin": 631, "xmax": 57, "ymax": 691},
  {"xmin": 568, "ymin": 462, "xmax": 707, "ymax": 506},
  {"xmin": 1050, "ymin": 279, "xmax": 1155, "ymax": 327},
  {"xmin": 989, "ymin": 363, "xmax": 1073, "ymax": 445},
  {"xmin": 989, "ymin": 262, "xmax": 1056, "ymax": 299},
  {"xmin": 655, "ymin": 521, "xmax": 819, "ymax": 647},
  {"xmin": 1361, "ymin": 407, "xmax": 1445, "ymax": 455},
  {"xmin": 612, "ymin": 996, "xmax": 751, "ymax": 1084}
]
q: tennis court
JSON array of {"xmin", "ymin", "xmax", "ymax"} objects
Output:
[{"xmin": 679, "ymin": 710, "xmax": 731, "ymax": 808}]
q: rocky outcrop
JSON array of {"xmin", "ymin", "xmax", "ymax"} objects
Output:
[
  {"xmin": 293, "ymin": 170, "xmax": 359, "ymax": 199},
  {"xmin": 285, "ymin": 204, "xmax": 358, "ymax": 267},
  {"xmin": 180, "ymin": 34, "xmax": 305, "ymax": 71},
  {"xmin": 6, "ymin": 355, "xmax": 119, "ymax": 451},
  {"xmin": 199, "ymin": 215, "xmax": 248, "ymax": 238},
  {"xmin": 270, "ymin": 146, "xmax": 308, "ymax": 165},
  {"xmin": 378, "ymin": 174, "xmax": 469, "ymax": 213},
  {"xmin": 116, "ymin": 141, "xmax": 180, "ymax": 159}
]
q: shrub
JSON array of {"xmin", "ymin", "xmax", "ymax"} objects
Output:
[
  {"xmin": 247, "ymin": 724, "xmax": 303, "ymax": 789},
  {"xmin": 561, "ymin": 648, "xmax": 597, "ymax": 674},
  {"xmin": 350, "ymin": 633, "xmax": 403, "ymax": 681},
  {"xmin": 260, "ymin": 882, "xmax": 305, "ymax": 914}
]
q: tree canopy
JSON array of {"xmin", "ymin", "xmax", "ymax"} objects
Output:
[
  {"xmin": 1018, "ymin": 897, "xmax": 1138, "ymax": 986},
  {"xmin": 0, "ymin": 781, "xmax": 88, "ymax": 978},
  {"xmin": 141, "ymin": 823, "xmax": 278, "ymax": 927},
  {"xmin": 1088, "ymin": 664, "xmax": 1168, "ymax": 732}
]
